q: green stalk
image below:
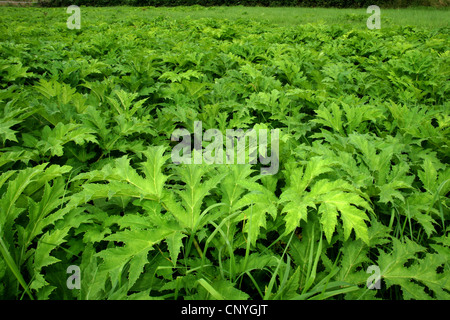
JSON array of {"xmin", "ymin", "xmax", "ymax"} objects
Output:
[
  {"xmin": 208, "ymin": 220, "xmax": 235, "ymax": 280},
  {"xmin": 244, "ymin": 271, "xmax": 264, "ymax": 299},
  {"xmin": 0, "ymin": 237, "xmax": 34, "ymax": 300},
  {"xmin": 242, "ymin": 203, "xmax": 253, "ymax": 275},
  {"xmin": 197, "ymin": 278, "xmax": 224, "ymax": 300},
  {"xmin": 264, "ymin": 231, "xmax": 294, "ymax": 300},
  {"xmin": 302, "ymin": 229, "xmax": 323, "ymax": 294},
  {"xmin": 201, "ymin": 210, "xmax": 242, "ymax": 274},
  {"xmin": 193, "ymin": 236, "xmax": 203, "ymax": 259}
]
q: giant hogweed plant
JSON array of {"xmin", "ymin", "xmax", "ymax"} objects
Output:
[{"xmin": 0, "ymin": 8, "xmax": 449, "ymax": 300}]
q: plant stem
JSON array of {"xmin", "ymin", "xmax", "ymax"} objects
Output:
[{"xmin": 193, "ymin": 236, "xmax": 203, "ymax": 259}]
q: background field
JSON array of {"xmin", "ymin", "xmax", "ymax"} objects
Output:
[{"xmin": 1, "ymin": 6, "xmax": 449, "ymax": 29}]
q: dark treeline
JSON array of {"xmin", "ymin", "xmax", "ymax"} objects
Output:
[{"xmin": 37, "ymin": 0, "xmax": 449, "ymax": 8}]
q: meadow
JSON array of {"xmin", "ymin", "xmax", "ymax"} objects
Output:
[{"xmin": 0, "ymin": 5, "xmax": 449, "ymax": 300}]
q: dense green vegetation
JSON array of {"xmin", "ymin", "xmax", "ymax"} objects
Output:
[
  {"xmin": 0, "ymin": 7, "xmax": 449, "ymax": 300},
  {"xmin": 4, "ymin": 6, "xmax": 450, "ymax": 29}
]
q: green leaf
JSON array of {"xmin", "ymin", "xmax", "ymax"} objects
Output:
[
  {"xmin": 235, "ymin": 179, "xmax": 278, "ymax": 246},
  {"xmin": 0, "ymin": 119, "xmax": 20, "ymax": 144},
  {"xmin": 33, "ymin": 227, "xmax": 70, "ymax": 272},
  {"xmin": 167, "ymin": 165, "xmax": 227, "ymax": 231},
  {"xmin": 0, "ymin": 164, "xmax": 48, "ymax": 236},
  {"xmin": 197, "ymin": 278, "xmax": 249, "ymax": 300},
  {"xmin": 37, "ymin": 123, "xmax": 97, "ymax": 157},
  {"xmin": 165, "ymin": 232, "xmax": 187, "ymax": 267},
  {"xmin": 71, "ymin": 146, "xmax": 169, "ymax": 203},
  {"xmin": 377, "ymin": 237, "xmax": 450, "ymax": 300},
  {"xmin": 97, "ymin": 228, "xmax": 175, "ymax": 289},
  {"xmin": 318, "ymin": 191, "xmax": 370, "ymax": 244},
  {"xmin": 313, "ymin": 102, "xmax": 344, "ymax": 134},
  {"xmin": 279, "ymin": 159, "xmax": 334, "ymax": 235}
]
